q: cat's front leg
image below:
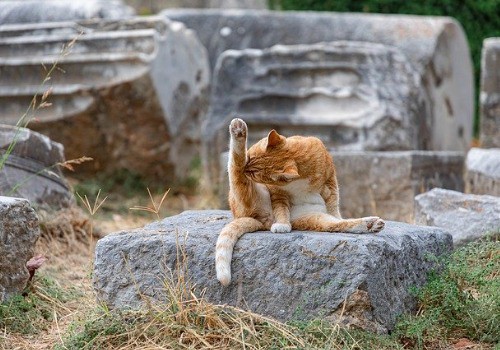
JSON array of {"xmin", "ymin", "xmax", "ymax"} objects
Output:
[
  {"xmin": 269, "ymin": 186, "xmax": 292, "ymax": 233},
  {"xmin": 229, "ymin": 117, "xmax": 248, "ymax": 170}
]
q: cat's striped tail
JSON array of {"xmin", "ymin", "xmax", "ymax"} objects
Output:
[{"xmin": 215, "ymin": 217, "xmax": 264, "ymax": 286}]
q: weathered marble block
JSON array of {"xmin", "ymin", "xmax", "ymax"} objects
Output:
[
  {"xmin": 480, "ymin": 38, "xmax": 500, "ymax": 148},
  {"xmin": 0, "ymin": 125, "xmax": 73, "ymax": 209},
  {"xmin": 0, "ymin": 0, "xmax": 134, "ymax": 24},
  {"xmin": 166, "ymin": 10, "xmax": 474, "ymax": 191},
  {"xmin": 465, "ymin": 148, "xmax": 500, "ymax": 196},
  {"xmin": 93, "ymin": 210, "xmax": 452, "ymax": 333},
  {"xmin": 415, "ymin": 188, "xmax": 500, "ymax": 246},
  {"xmin": 164, "ymin": 9, "xmax": 473, "ymax": 150},
  {"xmin": 0, "ymin": 197, "xmax": 40, "ymax": 302},
  {"xmin": 0, "ymin": 16, "xmax": 209, "ymax": 181},
  {"xmin": 334, "ymin": 151, "xmax": 465, "ymax": 222},
  {"xmin": 219, "ymin": 150, "xmax": 465, "ymax": 222}
]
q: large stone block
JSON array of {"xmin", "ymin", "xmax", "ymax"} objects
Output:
[
  {"xmin": 94, "ymin": 210, "xmax": 452, "ymax": 332},
  {"xmin": 0, "ymin": 0, "xmax": 134, "ymax": 24},
  {"xmin": 0, "ymin": 197, "xmax": 40, "ymax": 302},
  {"xmin": 415, "ymin": 188, "xmax": 500, "ymax": 246},
  {"xmin": 0, "ymin": 125, "xmax": 73, "ymax": 209},
  {"xmin": 0, "ymin": 16, "xmax": 210, "ymax": 181},
  {"xmin": 164, "ymin": 10, "xmax": 473, "ymax": 190},
  {"xmin": 219, "ymin": 150, "xmax": 464, "ymax": 222},
  {"xmin": 212, "ymin": 42, "xmax": 426, "ymax": 150},
  {"xmin": 124, "ymin": 0, "xmax": 267, "ymax": 12},
  {"xmin": 465, "ymin": 148, "xmax": 500, "ymax": 196},
  {"xmin": 164, "ymin": 9, "xmax": 473, "ymax": 148},
  {"xmin": 334, "ymin": 151, "xmax": 465, "ymax": 222},
  {"xmin": 480, "ymin": 38, "xmax": 500, "ymax": 148}
]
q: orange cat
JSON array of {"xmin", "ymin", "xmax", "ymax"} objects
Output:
[{"xmin": 215, "ymin": 118, "xmax": 385, "ymax": 286}]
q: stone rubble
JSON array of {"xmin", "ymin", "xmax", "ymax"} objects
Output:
[
  {"xmin": 415, "ymin": 188, "xmax": 500, "ymax": 246},
  {"xmin": 0, "ymin": 16, "xmax": 210, "ymax": 181},
  {"xmin": 465, "ymin": 148, "xmax": 500, "ymax": 196},
  {"xmin": 0, "ymin": 196, "xmax": 40, "ymax": 303}
]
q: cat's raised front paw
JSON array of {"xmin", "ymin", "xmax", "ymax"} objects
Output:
[
  {"xmin": 230, "ymin": 118, "xmax": 247, "ymax": 139},
  {"xmin": 271, "ymin": 222, "xmax": 292, "ymax": 233},
  {"xmin": 364, "ymin": 216, "xmax": 385, "ymax": 233}
]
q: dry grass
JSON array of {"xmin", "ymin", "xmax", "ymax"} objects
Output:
[{"xmin": 54, "ymin": 233, "xmax": 392, "ymax": 350}]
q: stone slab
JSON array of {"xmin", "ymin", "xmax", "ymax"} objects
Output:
[
  {"xmin": 164, "ymin": 9, "xmax": 474, "ymax": 153},
  {"xmin": 0, "ymin": 196, "xmax": 40, "ymax": 302},
  {"xmin": 0, "ymin": 0, "xmax": 134, "ymax": 24},
  {"xmin": 0, "ymin": 16, "xmax": 210, "ymax": 181},
  {"xmin": 93, "ymin": 210, "xmax": 452, "ymax": 332},
  {"xmin": 0, "ymin": 125, "xmax": 73, "ymax": 209},
  {"xmin": 465, "ymin": 147, "xmax": 500, "ymax": 196},
  {"xmin": 415, "ymin": 188, "xmax": 500, "ymax": 246},
  {"xmin": 480, "ymin": 38, "xmax": 500, "ymax": 148},
  {"xmin": 172, "ymin": 10, "xmax": 474, "ymax": 192}
]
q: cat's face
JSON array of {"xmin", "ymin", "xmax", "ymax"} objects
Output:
[{"xmin": 244, "ymin": 130, "xmax": 300, "ymax": 186}]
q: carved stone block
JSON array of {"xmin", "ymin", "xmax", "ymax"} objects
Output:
[
  {"xmin": 0, "ymin": 17, "xmax": 209, "ymax": 181},
  {"xmin": 480, "ymin": 38, "xmax": 500, "ymax": 148}
]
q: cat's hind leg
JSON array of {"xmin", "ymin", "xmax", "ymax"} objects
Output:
[
  {"xmin": 321, "ymin": 177, "xmax": 342, "ymax": 219},
  {"xmin": 292, "ymin": 213, "xmax": 384, "ymax": 233},
  {"xmin": 216, "ymin": 217, "xmax": 265, "ymax": 286}
]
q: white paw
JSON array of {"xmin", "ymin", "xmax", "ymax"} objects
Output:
[
  {"xmin": 271, "ymin": 222, "xmax": 292, "ymax": 233},
  {"xmin": 230, "ymin": 118, "xmax": 247, "ymax": 139},
  {"xmin": 363, "ymin": 216, "xmax": 385, "ymax": 233}
]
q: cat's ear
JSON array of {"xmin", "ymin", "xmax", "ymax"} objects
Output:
[
  {"xmin": 271, "ymin": 164, "xmax": 300, "ymax": 182},
  {"xmin": 266, "ymin": 130, "xmax": 285, "ymax": 149}
]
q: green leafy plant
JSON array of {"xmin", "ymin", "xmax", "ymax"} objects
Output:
[
  {"xmin": 395, "ymin": 234, "xmax": 499, "ymax": 348},
  {"xmin": 0, "ymin": 275, "xmax": 77, "ymax": 335}
]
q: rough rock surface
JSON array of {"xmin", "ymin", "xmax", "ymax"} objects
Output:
[
  {"xmin": 125, "ymin": 0, "xmax": 267, "ymax": 12},
  {"xmin": 164, "ymin": 9, "xmax": 474, "ymax": 151},
  {"xmin": 0, "ymin": 0, "xmax": 134, "ymax": 24},
  {"xmin": 211, "ymin": 41, "xmax": 425, "ymax": 148},
  {"xmin": 219, "ymin": 150, "xmax": 464, "ymax": 222},
  {"xmin": 334, "ymin": 151, "xmax": 464, "ymax": 222},
  {"xmin": 94, "ymin": 210, "xmax": 452, "ymax": 332},
  {"xmin": 480, "ymin": 38, "xmax": 500, "ymax": 148},
  {"xmin": 0, "ymin": 125, "xmax": 73, "ymax": 209},
  {"xmin": 0, "ymin": 16, "xmax": 209, "ymax": 181},
  {"xmin": 0, "ymin": 197, "xmax": 40, "ymax": 303},
  {"xmin": 465, "ymin": 148, "xmax": 500, "ymax": 196},
  {"xmin": 415, "ymin": 188, "xmax": 500, "ymax": 246}
]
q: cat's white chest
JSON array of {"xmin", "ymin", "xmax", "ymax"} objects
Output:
[{"xmin": 283, "ymin": 179, "xmax": 327, "ymax": 219}]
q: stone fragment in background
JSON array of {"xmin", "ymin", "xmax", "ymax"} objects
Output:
[
  {"xmin": 0, "ymin": 16, "xmax": 210, "ymax": 181},
  {"xmin": 415, "ymin": 188, "xmax": 500, "ymax": 246},
  {"xmin": 0, "ymin": 125, "xmax": 73, "ymax": 210},
  {"xmin": 334, "ymin": 151, "xmax": 465, "ymax": 222},
  {"xmin": 164, "ymin": 10, "xmax": 473, "ymax": 192},
  {"xmin": 0, "ymin": 197, "xmax": 40, "ymax": 302},
  {"xmin": 480, "ymin": 38, "xmax": 500, "ymax": 148},
  {"xmin": 0, "ymin": 0, "xmax": 134, "ymax": 24},
  {"xmin": 465, "ymin": 148, "xmax": 500, "ymax": 196},
  {"xmin": 164, "ymin": 9, "xmax": 474, "ymax": 149}
]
